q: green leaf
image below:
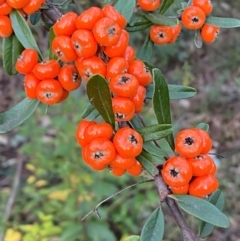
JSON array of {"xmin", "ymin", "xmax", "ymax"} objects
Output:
[
  {"xmin": 137, "ymin": 35, "xmax": 154, "ymax": 63},
  {"xmin": 2, "ymin": 34, "xmax": 23, "ymax": 75},
  {"xmin": 140, "ymin": 208, "xmax": 164, "ymax": 241},
  {"xmin": 124, "ymin": 236, "xmax": 140, "ymax": 241},
  {"xmin": 86, "ymin": 75, "xmax": 115, "ymax": 128},
  {"xmin": 114, "ymin": 0, "xmax": 135, "ymax": 22},
  {"xmin": 137, "ymin": 154, "xmax": 159, "ymax": 176},
  {"xmin": 196, "ymin": 123, "xmax": 209, "ymax": 132},
  {"xmin": 141, "ymin": 150, "xmax": 165, "ymax": 165},
  {"xmin": 81, "ymin": 104, "xmax": 100, "ymax": 120},
  {"xmin": 171, "ymin": 195, "xmax": 230, "ymax": 228},
  {"xmin": 194, "ymin": 29, "xmax": 202, "ymax": 49},
  {"xmin": 206, "ymin": 16, "xmax": 240, "ymax": 28},
  {"xmin": 136, "ymin": 124, "xmax": 172, "ymax": 142},
  {"xmin": 142, "ymin": 11, "xmax": 178, "ymax": 26},
  {"xmin": 0, "ymin": 98, "xmax": 39, "ymax": 133},
  {"xmin": 159, "ymin": 0, "xmax": 174, "ymax": 14},
  {"xmin": 10, "ymin": 10, "xmax": 42, "ymax": 58},
  {"xmin": 48, "ymin": 27, "xmax": 57, "ymax": 60},
  {"xmin": 152, "ymin": 68, "xmax": 174, "ymax": 150},
  {"xmin": 199, "ymin": 190, "xmax": 226, "ymax": 238},
  {"xmin": 125, "ymin": 22, "xmax": 152, "ymax": 32},
  {"xmin": 129, "ymin": 115, "xmax": 144, "ymax": 129},
  {"xmin": 30, "ymin": 11, "xmax": 41, "ymax": 25},
  {"xmin": 60, "ymin": 224, "xmax": 82, "ymax": 241},
  {"xmin": 126, "ymin": 14, "xmax": 152, "ymax": 32},
  {"xmin": 143, "ymin": 142, "xmax": 168, "ymax": 158},
  {"xmin": 146, "ymin": 84, "xmax": 197, "ymax": 100}
]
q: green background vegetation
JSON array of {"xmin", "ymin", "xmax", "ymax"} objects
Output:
[{"xmin": 1, "ymin": 0, "xmax": 240, "ymax": 240}]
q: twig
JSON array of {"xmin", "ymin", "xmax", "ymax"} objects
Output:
[
  {"xmin": 81, "ymin": 179, "xmax": 154, "ymax": 221},
  {"xmin": 0, "ymin": 158, "xmax": 23, "ymax": 241},
  {"xmin": 154, "ymin": 174, "xmax": 198, "ymax": 241}
]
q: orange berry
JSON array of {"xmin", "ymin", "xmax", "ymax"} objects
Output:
[
  {"xmin": 121, "ymin": 45, "xmax": 136, "ymax": 63},
  {"xmin": 192, "ymin": 128, "xmax": 212, "ymax": 154},
  {"xmin": 53, "ymin": 12, "xmax": 78, "ymax": 36},
  {"xmin": 162, "ymin": 156, "xmax": 193, "ymax": 187},
  {"xmin": 92, "ymin": 17, "xmax": 121, "ymax": 47},
  {"xmin": 113, "ymin": 127, "xmax": 143, "ymax": 158},
  {"xmin": 201, "ymin": 24, "xmax": 220, "ymax": 44},
  {"xmin": 36, "ymin": 79, "xmax": 63, "ymax": 105},
  {"xmin": 138, "ymin": 0, "xmax": 161, "ymax": 12},
  {"xmin": 75, "ymin": 56, "xmax": 106, "ymax": 81},
  {"xmin": 181, "ymin": 6, "xmax": 206, "ymax": 30},
  {"xmin": 175, "ymin": 129, "xmax": 203, "ymax": 158},
  {"xmin": 112, "ymin": 96, "xmax": 135, "ymax": 122},
  {"xmin": 128, "ymin": 59, "xmax": 152, "ymax": 86},
  {"xmin": 15, "ymin": 48, "xmax": 38, "ymax": 74},
  {"xmin": 6, "ymin": 0, "xmax": 30, "ymax": 9},
  {"xmin": 171, "ymin": 184, "xmax": 189, "ymax": 195},
  {"xmin": 33, "ymin": 59, "xmax": 61, "ymax": 80},
  {"xmin": 127, "ymin": 161, "xmax": 143, "ymax": 176},
  {"xmin": 150, "ymin": 25, "xmax": 173, "ymax": 45},
  {"xmin": 110, "ymin": 73, "xmax": 139, "ymax": 97},
  {"xmin": 110, "ymin": 154, "xmax": 136, "ymax": 169},
  {"xmin": 189, "ymin": 174, "xmax": 218, "ymax": 198},
  {"xmin": 102, "ymin": 4, "xmax": 127, "ymax": 29},
  {"xmin": 110, "ymin": 166, "xmax": 126, "ymax": 176},
  {"xmin": 106, "ymin": 57, "xmax": 129, "ymax": 81},
  {"xmin": 131, "ymin": 85, "xmax": 146, "ymax": 113},
  {"xmin": 0, "ymin": 1, "xmax": 12, "ymax": 15},
  {"xmin": 56, "ymin": 89, "xmax": 69, "ymax": 104},
  {"xmin": 0, "ymin": 15, "xmax": 12, "ymax": 38},
  {"xmin": 76, "ymin": 119, "xmax": 96, "ymax": 147},
  {"xmin": 23, "ymin": 0, "xmax": 45, "ymax": 15},
  {"xmin": 168, "ymin": 23, "xmax": 182, "ymax": 44},
  {"xmin": 52, "ymin": 35, "xmax": 77, "ymax": 63},
  {"xmin": 104, "ymin": 29, "xmax": 129, "ymax": 58},
  {"xmin": 24, "ymin": 73, "xmax": 41, "ymax": 99},
  {"xmin": 76, "ymin": 6, "xmax": 103, "ymax": 30},
  {"xmin": 58, "ymin": 64, "xmax": 81, "ymax": 91},
  {"xmin": 192, "ymin": 0, "xmax": 212, "ymax": 15},
  {"xmin": 84, "ymin": 122, "xmax": 113, "ymax": 143},
  {"xmin": 71, "ymin": 29, "xmax": 98, "ymax": 58}
]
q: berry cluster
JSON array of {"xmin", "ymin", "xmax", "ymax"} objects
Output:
[
  {"xmin": 76, "ymin": 120, "xmax": 143, "ymax": 177},
  {"xmin": 162, "ymin": 128, "xmax": 218, "ymax": 198},
  {"xmin": 0, "ymin": 0, "xmax": 45, "ymax": 38},
  {"xmin": 181, "ymin": 0, "xmax": 220, "ymax": 43},
  {"xmin": 15, "ymin": 48, "xmax": 80, "ymax": 104},
  {"xmin": 51, "ymin": 5, "xmax": 152, "ymax": 121}
]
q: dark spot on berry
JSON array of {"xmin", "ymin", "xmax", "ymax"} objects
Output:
[
  {"xmin": 129, "ymin": 134, "xmax": 138, "ymax": 144},
  {"xmin": 184, "ymin": 137, "xmax": 194, "ymax": 145},
  {"xmin": 170, "ymin": 168, "xmax": 179, "ymax": 177}
]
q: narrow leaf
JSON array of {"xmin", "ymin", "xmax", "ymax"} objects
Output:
[
  {"xmin": 171, "ymin": 195, "xmax": 230, "ymax": 228},
  {"xmin": 146, "ymin": 84, "xmax": 197, "ymax": 100},
  {"xmin": 114, "ymin": 0, "xmax": 135, "ymax": 22},
  {"xmin": 125, "ymin": 22, "xmax": 152, "ymax": 32},
  {"xmin": 152, "ymin": 68, "xmax": 174, "ymax": 150},
  {"xmin": 206, "ymin": 16, "xmax": 240, "ymax": 28},
  {"xmin": 30, "ymin": 11, "xmax": 41, "ymax": 25},
  {"xmin": 142, "ymin": 11, "xmax": 178, "ymax": 26},
  {"xmin": 2, "ymin": 34, "xmax": 23, "ymax": 75},
  {"xmin": 129, "ymin": 115, "xmax": 144, "ymax": 129},
  {"xmin": 136, "ymin": 124, "xmax": 172, "ymax": 142},
  {"xmin": 143, "ymin": 142, "xmax": 168, "ymax": 158},
  {"xmin": 0, "ymin": 98, "xmax": 39, "ymax": 133},
  {"xmin": 124, "ymin": 236, "xmax": 140, "ymax": 241},
  {"xmin": 199, "ymin": 190, "xmax": 226, "ymax": 238},
  {"xmin": 196, "ymin": 123, "xmax": 209, "ymax": 131},
  {"xmin": 140, "ymin": 208, "xmax": 164, "ymax": 241},
  {"xmin": 137, "ymin": 35, "xmax": 154, "ymax": 63},
  {"xmin": 49, "ymin": 27, "xmax": 57, "ymax": 59},
  {"xmin": 194, "ymin": 29, "xmax": 202, "ymax": 48},
  {"xmin": 81, "ymin": 104, "xmax": 100, "ymax": 120},
  {"xmin": 141, "ymin": 150, "xmax": 165, "ymax": 165},
  {"xmin": 86, "ymin": 75, "xmax": 115, "ymax": 128},
  {"xmin": 129, "ymin": 14, "xmax": 151, "ymax": 27},
  {"xmin": 159, "ymin": 0, "xmax": 174, "ymax": 14},
  {"xmin": 137, "ymin": 154, "xmax": 159, "ymax": 177},
  {"xmin": 10, "ymin": 10, "xmax": 42, "ymax": 58}
]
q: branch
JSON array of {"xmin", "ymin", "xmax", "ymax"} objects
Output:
[
  {"xmin": 154, "ymin": 174, "xmax": 198, "ymax": 241},
  {"xmin": 81, "ymin": 179, "xmax": 154, "ymax": 221}
]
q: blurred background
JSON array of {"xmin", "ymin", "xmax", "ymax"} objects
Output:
[{"xmin": 0, "ymin": 0, "xmax": 240, "ymax": 240}]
